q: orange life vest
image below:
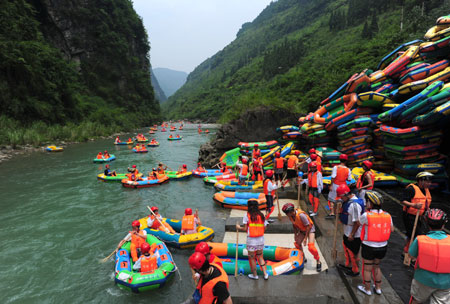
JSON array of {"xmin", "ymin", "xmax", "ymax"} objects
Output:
[
  {"xmin": 289, "ymin": 209, "xmax": 314, "ymax": 232},
  {"xmin": 275, "ymin": 157, "xmax": 284, "ymax": 169},
  {"xmin": 416, "ymin": 235, "xmax": 450, "ymax": 273},
  {"xmin": 361, "ymin": 211, "xmax": 392, "ymax": 242},
  {"xmin": 287, "ymin": 155, "xmax": 298, "ymax": 170},
  {"xmin": 253, "ymin": 158, "xmax": 262, "ymax": 171},
  {"xmin": 263, "ymin": 179, "xmax": 275, "ymax": 196},
  {"xmin": 247, "ymin": 214, "xmax": 265, "ymax": 237},
  {"xmin": 197, "ymin": 265, "xmax": 229, "ymax": 304},
  {"xmin": 334, "ymin": 165, "xmax": 350, "ymax": 185},
  {"xmin": 209, "ymin": 254, "xmax": 223, "ymax": 269},
  {"xmin": 149, "ymin": 215, "xmax": 161, "ymax": 229},
  {"xmin": 141, "ymin": 254, "xmax": 157, "ymax": 273},
  {"xmin": 157, "ymin": 168, "xmax": 165, "ymax": 175},
  {"xmin": 131, "ymin": 230, "xmax": 146, "ymax": 248},
  {"xmin": 96, "ymin": 153, "xmax": 103, "ymax": 159},
  {"xmin": 240, "ymin": 164, "xmax": 248, "ymax": 176},
  {"xmin": 181, "ymin": 215, "xmax": 195, "ymax": 230},
  {"xmin": 356, "ymin": 170, "xmax": 375, "ymax": 190},
  {"xmin": 404, "ymin": 184, "xmax": 431, "ymax": 216},
  {"xmin": 308, "ymin": 171, "xmax": 318, "ymax": 188}
]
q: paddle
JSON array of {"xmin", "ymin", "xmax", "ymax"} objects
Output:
[
  {"xmin": 331, "ymin": 202, "xmax": 341, "ymax": 263},
  {"xmin": 235, "ymin": 221, "xmax": 239, "ymax": 277},
  {"xmin": 158, "ymin": 162, "xmax": 173, "ymax": 171},
  {"xmin": 101, "ymin": 247, "xmax": 120, "ymax": 263},
  {"xmin": 403, "ymin": 209, "xmax": 420, "ymax": 266},
  {"xmin": 276, "ymin": 190, "xmax": 282, "ymax": 221},
  {"xmin": 147, "ymin": 206, "xmax": 171, "ymax": 234}
]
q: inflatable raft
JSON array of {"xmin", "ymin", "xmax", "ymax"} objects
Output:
[
  {"xmin": 121, "ymin": 175, "xmax": 169, "ymax": 188},
  {"xmin": 351, "ymin": 167, "xmax": 398, "ymax": 187},
  {"xmin": 147, "ymin": 141, "xmax": 160, "ymax": 147},
  {"xmin": 239, "ymin": 140, "xmax": 278, "ymax": 150},
  {"xmin": 138, "ymin": 217, "xmax": 215, "ymax": 249},
  {"xmin": 46, "ymin": 145, "xmax": 63, "ymax": 152},
  {"xmin": 114, "ymin": 234, "xmax": 175, "ymax": 293},
  {"xmin": 93, "ymin": 155, "xmax": 116, "ymax": 163},
  {"xmin": 165, "ymin": 171, "xmax": 192, "ymax": 180},
  {"xmin": 208, "ymin": 242, "xmax": 304, "ymax": 276},
  {"xmin": 277, "ymin": 125, "xmax": 300, "ymax": 133},
  {"xmin": 219, "ymin": 147, "xmax": 241, "ymax": 167},
  {"xmin": 192, "ymin": 168, "xmax": 233, "ymax": 178},
  {"xmin": 132, "ymin": 148, "xmax": 148, "ymax": 153},
  {"xmin": 167, "ymin": 137, "xmax": 182, "ymax": 141},
  {"xmin": 114, "ymin": 141, "xmax": 133, "ymax": 145},
  {"xmin": 136, "ymin": 138, "xmax": 149, "ymax": 143},
  {"xmin": 213, "ymin": 191, "xmax": 266, "ymax": 210},
  {"xmin": 97, "ymin": 173, "xmax": 142, "ymax": 182},
  {"xmin": 214, "ymin": 180, "xmax": 263, "ymax": 191}
]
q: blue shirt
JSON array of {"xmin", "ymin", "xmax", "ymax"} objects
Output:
[{"xmin": 409, "ymin": 230, "xmax": 450, "ymax": 289}]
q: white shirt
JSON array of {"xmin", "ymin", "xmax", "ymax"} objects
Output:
[
  {"xmin": 123, "ymin": 229, "xmax": 147, "ymax": 242},
  {"xmin": 343, "ymin": 196, "xmax": 362, "ymax": 238},
  {"xmin": 359, "ymin": 209, "xmax": 394, "ymax": 247},
  {"xmin": 147, "ymin": 214, "xmax": 163, "ymax": 228},
  {"xmin": 266, "ymin": 180, "xmax": 278, "ymax": 193}
]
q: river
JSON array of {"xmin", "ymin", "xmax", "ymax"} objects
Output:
[{"xmin": 0, "ymin": 124, "xmax": 227, "ymax": 304}]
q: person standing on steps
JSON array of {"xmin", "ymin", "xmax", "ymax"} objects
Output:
[
  {"xmin": 327, "ymin": 154, "xmax": 352, "ymax": 219},
  {"xmin": 336, "ymin": 184, "xmax": 364, "ymax": 277},
  {"xmin": 263, "ymin": 170, "xmax": 277, "ymax": 223},
  {"xmin": 307, "ymin": 161, "xmax": 323, "ymax": 217},
  {"xmin": 409, "ymin": 208, "xmax": 450, "ymax": 304},
  {"xmin": 286, "ymin": 151, "xmax": 300, "ymax": 189},
  {"xmin": 236, "ymin": 199, "xmax": 269, "ymax": 280},
  {"xmin": 235, "ymin": 157, "xmax": 249, "ymax": 185},
  {"xmin": 282, "ymin": 203, "xmax": 322, "ymax": 272},
  {"xmin": 356, "ymin": 160, "xmax": 374, "ymax": 206},
  {"xmin": 273, "ymin": 151, "xmax": 285, "ymax": 188},
  {"xmin": 400, "ymin": 171, "xmax": 434, "ymax": 255},
  {"xmin": 356, "ymin": 191, "xmax": 393, "ymax": 296}
]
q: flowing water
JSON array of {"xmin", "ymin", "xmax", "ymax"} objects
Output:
[{"xmin": 0, "ymin": 124, "xmax": 228, "ymax": 304}]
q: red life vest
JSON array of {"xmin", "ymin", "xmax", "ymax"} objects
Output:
[
  {"xmin": 181, "ymin": 215, "xmax": 195, "ymax": 230},
  {"xmin": 308, "ymin": 171, "xmax": 318, "ymax": 188},
  {"xmin": 141, "ymin": 254, "xmax": 157, "ymax": 273},
  {"xmin": 275, "ymin": 157, "xmax": 284, "ymax": 169},
  {"xmin": 289, "ymin": 209, "xmax": 314, "ymax": 232},
  {"xmin": 263, "ymin": 179, "xmax": 275, "ymax": 196},
  {"xmin": 356, "ymin": 170, "xmax": 375, "ymax": 190},
  {"xmin": 247, "ymin": 214, "xmax": 265, "ymax": 237},
  {"xmin": 403, "ymin": 184, "xmax": 431, "ymax": 216},
  {"xmin": 361, "ymin": 211, "xmax": 392, "ymax": 242},
  {"xmin": 149, "ymin": 215, "xmax": 161, "ymax": 229},
  {"xmin": 131, "ymin": 230, "xmax": 145, "ymax": 248},
  {"xmin": 287, "ymin": 156, "xmax": 298, "ymax": 170},
  {"xmin": 416, "ymin": 235, "xmax": 450, "ymax": 273},
  {"xmin": 197, "ymin": 265, "xmax": 229, "ymax": 304},
  {"xmin": 334, "ymin": 165, "xmax": 350, "ymax": 185}
]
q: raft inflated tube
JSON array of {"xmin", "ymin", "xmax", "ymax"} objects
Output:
[
  {"xmin": 399, "ymin": 59, "xmax": 449, "ymax": 84},
  {"xmin": 351, "ymin": 167, "xmax": 398, "ymax": 187},
  {"xmin": 384, "ymin": 143, "xmax": 440, "ymax": 156},
  {"xmin": 357, "ymin": 91, "xmax": 392, "ymax": 107},
  {"xmin": 338, "ymin": 142, "xmax": 371, "ymax": 154},
  {"xmin": 97, "ymin": 173, "xmax": 142, "ymax": 182},
  {"xmin": 347, "ymin": 149, "xmax": 373, "ymax": 162},
  {"xmin": 238, "ymin": 140, "xmax": 278, "ymax": 150},
  {"xmin": 167, "ymin": 137, "xmax": 182, "ymax": 141},
  {"xmin": 371, "ymin": 45, "xmax": 420, "ymax": 83},
  {"xmin": 339, "ymin": 135, "xmax": 372, "ymax": 147},
  {"xmin": 46, "ymin": 146, "xmax": 63, "ymax": 152},
  {"xmin": 337, "ymin": 127, "xmax": 370, "ymax": 140},
  {"xmin": 121, "ymin": 175, "xmax": 169, "ymax": 188},
  {"xmin": 114, "ymin": 235, "xmax": 175, "ymax": 293},
  {"xmin": 376, "ymin": 39, "xmax": 422, "ymax": 70},
  {"xmin": 165, "ymin": 171, "xmax": 193, "ymax": 180},
  {"xmin": 93, "ymin": 155, "xmax": 116, "ymax": 162},
  {"xmin": 400, "ymin": 87, "xmax": 450, "ymax": 120},
  {"xmin": 397, "ymin": 67, "xmax": 450, "ymax": 95},
  {"xmin": 313, "ymin": 94, "xmax": 357, "ymax": 124},
  {"xmin": 413, "ymin": 100, "xmax": 450, "ymax": 126},
  {"xmin": 424, "ymin": 25, "xmax": 450, "ymax": 41},
  {"xmin": 192, "ymin": 168, "xmax": 233, "ymax": 178},
  {"xmin": 147, "ymin": 142, "xmax": 160, "ymax": 147},
  {"xmin": 300, "ymin": 122, "xmax": 325, "ymax": 134},
  {"xmin": 282, "ymin": 132, "xmax": 301, "ymax": 140},
  {"xmin": 214, "ymin": 180, "xmax": 263, "ymax": 191},
  {"xmin": 219, "ymin": 147, "xmax": 241, "ymax": 168},
  {"xmin": 280, "ymin": 142, "xmax": 294, "ymax": 158},
  {"xmin": 277, "ymin": 125, "xmax": 300, "ymax": 133},
  {"xmin": 213, "ymin": 191, "xmax": 266, "ymax": 210},
  {"xmin": 420, "ymin": 36, "xmax": 450, "ymax": 53},
  {"xmin": 308, "ymin": 130, "xmax": 328, "ymax": 138},
  {"xmin": 114, "ymin": 141, "xmax": 134, "ymax": 145},
  {"xmin": 208, "ymin": 242, "xmax": 304, "ymax": 276},
  {"xmin": 336, "ymin": 117, "xmax": 373, "ymax": 132},
  {"xmin": 132, "ymin": 148, "xmax": 148, "ymax": 153}
]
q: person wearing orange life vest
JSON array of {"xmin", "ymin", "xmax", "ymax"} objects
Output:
[
  {"xmin": 147, "ymin": 206, "xmax": 176, "ymax": 234},
  {"xmin": 356, "ymin": 160, "xmax": 374, "ymax": 206},
  {"xmin": 286, "ymin": 151, "xmax": 300, "ymax": 188},
  {"xmin": 408, "ymin": 208, "xmax": 450, "ymax": 304},
  {"xmin": 189, "ymin": 252, "xmax": 232, "ymax": 304},
  {"xmin": 132, "ymin": 242, "xmax": 158, "ymax": 273},
  {"xmin": 282, "ymin": 203, "xmax": 322, "ymax": 272},
  {"xmin": 96, "ymin": 152, "xmax": 103, "ymax": 159},
  {"xmin": 127, "ymin": 164, "xmax": 139, "ymax": 181},
  {"xmin": 169, "ymin": 134, "xmax": 173, "ymax": 139},
  {"xmin": 219, "ymin": 162, "xmax": 227, "ymax": 173},
  {"xmin": 252, "ymin": 144, "xmax": 260, "ymax": 160},
  {"xmin": 326, "ymin": 154, "xmax": 352, "ymax": 219},
  {"xmin": 235, "ymin": 158, "xmax": 249, "ymax": 185},
  {"xmin": 401, "ymin": 171, "xmax": 434, "ymax": 254},
  {"xmin": 104, "ymin": 150, "xmax": 110, "ymax": 159},
  {"xmin": 299, "ymin": 148, "xmax": 318, "ymax": 167},
  {"xmin": 157, "ymin": 162, "xmax": 167, "ymax": 175},
  {"xmin": 177, "ymin": 164, "xmax": 188, "ymax": 174},
  {"xmin": 195, "ymin": 242, "xmax": 223, "ymax": 269},
  {"xmin": 148, "ymin": 168, "xmax": 158, "ymax": 179},
  {"xmin": 356, "ymin": 191, "xmax": 393, "ymax": 296},
  {"xmin": 127, "ymin": 137, "xmax": 132, "ymax": 142},
  {"xmin": 115, "ymin": 220, "xmax": 147, "ymax": 262},
  {"xmin": 251, "ymin": 151, "xmax": 263, "ymax": 181},
  {"xmin": 196, "ymin": 162, "xmax": 206, "ymax": 173},
  {"xmin": 263, "ymin": 170, "xmax": 277, "ymax": 223},
  {"xmin": 307, "ymin": 162, "xmax": 323, "ymax": 217},
  {"xmin": 273, "ymin": 151, "xmax": 285, "ymax": 188},
  {"xmin": 236, "ymin": 199, "xmax": 269, "ymax": 280},
  {"xmin": 181, "ymin": 208, "xmax": 202, "ymax": 235},
  {"xmin": 309, "ymin": 153, "xmax": 322, "ymax": 172}
]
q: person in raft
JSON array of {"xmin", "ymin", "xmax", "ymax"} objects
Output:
[
  {"xmin": 157, "ymin": 163, "xmax": 168, "ymax": 175},
  {"xmin": 236, "ymin": 199, "xmax": 269, "ymax": 280},
  {"xmin": 115, "ymin": 136, "xmax": 121, "ymax": 144},
  {"xmin": 127, "ymin": 165, "xmax": 140, "ymax": 181},
  {"xmin": 337, "ymin": 184, "xmax": 365, "ymax": 277},
  {"xmin": 219, "ymin": 162, "xmax": 228, "ymax": 173},
  {"xmin": 104, "ymin": 150, "xmax": 110, "ymax": 159},
  {"xmin": 273, "ymin": 151, "xmax": 285, "ymax": 188},
  {"xmin": 148, "ymin": 168, "xmax": 158, "ymax": 179},
  {"xmin": 147, "ymin": 206, "xmax": 176, "ymax": 234},
  {"xmin": 356, "ymin": 160, "xmax": 374, "ymax": 206},
  {"xmin": 196, "ymin": 162, "xmax": 206, "ymax": 173},
  {"xmin": 356, "ymin": 191, "xmax": 393, "ymax": 296},
  {"xmin": 104, "ymin": 164, "xmax": 117, "ymax": 177},
  {"xmin": 263, "ymin": 170, "xmax": 277, "ymax": 223},
  {"xmin": 96, "ymin": 152, "xmax": 104, "ymax": 159},
  {"xmin": 176, "ymin": 134, "xmax": 180, "ymax": 138},
  {"xmin": 132, "ymin": 242, "xmax": 158, "ymax": 273},
  {"xmin": 177, "ymin": 164, "xmax": 188, "ymax": 174},
  {"xmin": 286, "ymin": 150, "xmax": 300, "ymax": 189},
  {"xmin": 326, "ymin": 154, "xmax": 352, "ymax": 219},
  {"xmin": 181, "ymin": 208, "xmax": 202, "ymax": 235},
  {"xmin": 127, "ymin": 137, "xmax": 133, "ymax": 143},
  {"xmin": 115, "ymin": 220, "xmax": 147, "ymax": 262},
  {"xmin": 169, "ymin": 134, "xmax": 173, "ymax": 139},
  {"xmin": 401, "ymin": 171, "xmax": 434, "ymax": 255},
  {"xmin": 189, "ymin": 252, "xmax": 232, "ymax": 304},
  {"xmin": 408, "ymin": 208, "xmax": 450, "ymax": 304},
  {"xmin": 235, "ymin": 158, "xmax": 249, "ymax": 185},
  {"xmin": 307, "ymin": 161, "xmax": 323, "ymax": 217},
  {"xmin": 282, "ymin": 203, "xmax": 322, "ymax": 272}
]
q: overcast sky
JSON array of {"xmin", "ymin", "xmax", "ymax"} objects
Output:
[{"xmin": 133, "ymin": 0, "xmax": 274, "ymax": 73}]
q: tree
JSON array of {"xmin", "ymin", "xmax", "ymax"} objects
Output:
[
  {"xmin": 370, "ymin": 12, "xmax": 379, "ymax": 35},
  {"xmin": 361, "ymin": 21, "xmax": 371, "ymax": 39}
]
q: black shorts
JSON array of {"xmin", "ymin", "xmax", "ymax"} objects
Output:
[
  {"xmin": 343, "ymin": 235, "xmax": 361, "ymax": 255},
  {"xmin": 287, "ymin": 169, "xmax": 297, "ymax": 179},
  {"xmin": 361, "ymin": 244, "xmax": 387, "ymax": 260},
  {"xmin": 402, "ymin": 211, "xmax": 424, "ymax": 239},
  {"xmin": 265, "ymin": 195, "xmax": 274, "ymax": 209},
  {"xmin": 309, "ymin": 187, "xmax": 319, "ymax": 198}
]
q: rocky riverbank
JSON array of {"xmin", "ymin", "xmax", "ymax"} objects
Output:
[{"xmin": 198, "ymin": 106, "xmax": 300, "ymax": 167}]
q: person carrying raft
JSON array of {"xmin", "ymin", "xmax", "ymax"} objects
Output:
[
  {"xmin": 356, "ymin": 160, "xmax": 374, "ymax": 206},
  {"xmin": 181, "ymin": 208, "xmax": 202, "ymax": 235},
  {"xmin": 189, "ymin": 252, "xmax": 232, "ymax": 304},
  {"xmin": 132, "ymin": 242, "xmax": 158, "ymax": 273},
  {"xmin": 263, "ymin": 170, "xmax": 277, "ymax": 223},
  {"xmin": 236, "ymin": 199, "xmax": 269, "ymax": 280},
  {"xmin": 147, "ymin": 206, "xmax": 176, "ymax": 234},
  {"xmin": 219, "ymin": 162, "xmax": 228, "ymax": 173},
  {"xmin": 307, "ymin": 161, "xmax": 323, "ymax": 217},
  {"xmin": 115, "ymin": 220, "xmax": 147, "ymax": 262},
  {"xmin": 104, "ymin": 164, "xmax": 117, "ymax": 177},
  {"xmin": 326, "ymin": 154, "xmax": 352, "ymax": 219},
  {"xmin": 282, "ymin": 202, "xmax": 322, "ymax": 272}
]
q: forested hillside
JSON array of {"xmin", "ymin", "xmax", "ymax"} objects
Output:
[
  {"xmin": 153, "ymin": 68, "xmax": 188, "ymax": 98},
  {"xmin": 0, "ymin": 0, "xmax": 159, "ymax": 145},
  {"xmin": 163, "ymin": 0, "xmax": 449, "ymax": 122}
]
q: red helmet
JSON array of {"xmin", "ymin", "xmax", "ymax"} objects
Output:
[
  {"xmin": 132, "ymin": 220, "xmax": 140, "ymax": 227},
  {"xmin": 242, "ymin": 158, "xmax": 248, "ymax": 164},
  {"xmin": 294, "ymin": 151, "xmax": 300, "ymax": 156},
  {"xmin": 183, "ymin": 164, "xmax": 187, "ymax": 168},
  {"xmin": 185, "ymin": 208, "xmax": 193, "ymax": 215},
  {"xmin": 362, "ymin": 160, "xmax": 372, "ymax": 170},
  {"xmin": 425, "ymin": 208, "xmax": 448, "ymax": 229},
  {"xmin": 221, "ymin": 162, "xmax": 226, "ymax": 166},
  {"xmin": 105, "ymin": 164, "xmax": 110, "ymax": 168},
  {"xmin": 151, "ymin": 206, "xmax": 158, "ymax": 212},
  {"xmin": 254, "ymin": 144, "xmax": 259, "ymax": 148},
  {"xmin": 132, "ymin": 165, "xmax": 137, "ymax": 168},
  {"xmin": 99, "ymin": 152, "xmax": 103, "ymax": 155},
  {"xmin": 336, "ymin": 184, "xmax": 350, "ymax": 197},
  {"xmin": 275, "ymin": 152, "xmax": 281, "ymax": 157},
  {"xmin": 104, "ymin": 150, "xmax": 108, "ymax": 153},
  {"xmin": 265, "ymin": 170, "xmax": 273, "ymax": 178},
  {"xmin": 282, "ymin": 203, "xmax": 295, "ymax": 214},
  {"xmin": 310, "ymin": 153, "xmax": 317, "ymax": 160},
  {"xmin": 339, "ymin": 154, "xmax": 348, "ymax": 161},
  {"xmin": 195, "ymin": 242, "xmax": 210, "ymax": 255},
  {"xmin": 309, "ymin": 148, "xmax": 316, "ymax": 154},
  {"xmin": 198, "ymin": 162, "xmax": 201, "ymax": 166},
  {"xmin": 309, "ymin": 161, "xmax": 317, "ymax": 168},
  {"xmin": 188, "ymin": 252, "xmax": 207, "ymax": 270},
  {"xmin": 141, "ymin": 242, "xmax": 151, "ymax": 253}
]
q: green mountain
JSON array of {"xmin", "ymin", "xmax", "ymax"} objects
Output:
[
  {"xmin": 0, "ymin": 0, "xmax": 160, "ymax": 144},
  {"xmin": 163, "ymin": 0, "xmax": 448, "ymax": 122},
  {"xmin": 153, "ymin": 67, "xmax": 188, "ymax": 98},
  {"xmin": 151, "ymin": 69, "xmax": 167, "ymax": 102}
]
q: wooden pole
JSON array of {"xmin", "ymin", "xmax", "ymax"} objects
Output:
[
  {"xmin": 147, "ymin": 206, "xmax": 171, "ymax": 233},
  {"xmin": 403, "ymin": 209, "xmax": 420, "ymax": 266},
  {"xmin": 331, "ymin": 202, "xmax": 341, "ymax": 263},
  {"xmin": 235, "ymin": 221, "xmax": 239, "ymax": 277}
]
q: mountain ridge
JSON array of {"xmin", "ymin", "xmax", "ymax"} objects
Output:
[{"xmin": 153, "ymin": 67, "xmax": 188, "ymax": 98}]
